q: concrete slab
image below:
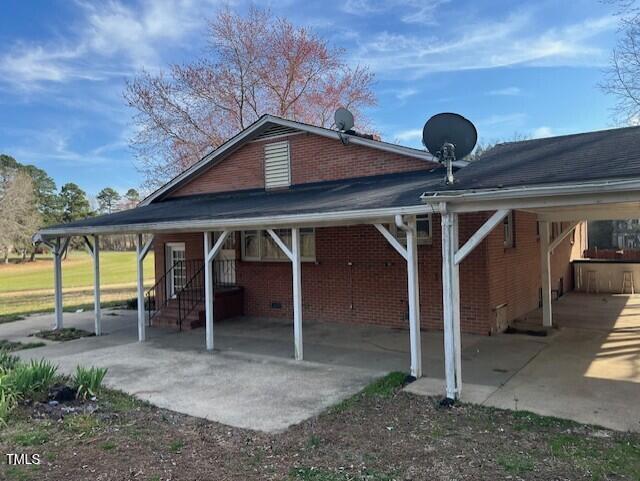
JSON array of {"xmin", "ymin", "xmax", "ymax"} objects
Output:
[{"xmin": 5, "ymin": 293, "xmax": 640, "ymax": 432}]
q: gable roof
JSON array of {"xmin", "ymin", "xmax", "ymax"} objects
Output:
[
  {"xmin": 140, "ymin": 114, "xmax": 450, "ymax": 206},
  {"xmin": 423, "ymin": 125, "xmax": 640, "ymax": 195}
]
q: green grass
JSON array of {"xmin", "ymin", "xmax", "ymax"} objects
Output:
[
  {"xmin": 101, "ymin": 440, "xmax": 117, "ymax": 451},
  {"xmin": 513, "ymin": 410, "xmax": 580, "ymax": 431},
  {"xmin": 169, "ymin": 439, "xmax": 184, "ymax": 454},
  {"xmin": 0, "ymin": 250, "xmax": 155, "ymax": 293},
  {"xmin": 549, "ymin": 434, "xmax": 640, "ymax": 480},
  {"xmin": 497, "ymin": 453, "xmax": 535, "ymax": 475},
  {"xmin": 331, "ymin": 372, "xmax": 407, "ymax": 413},
  {"xmin": 12, "ymin": 428, "xmax": 50, "ymax": 447},
  {"xmin": 0, "ymin": 250, "xmax": 154, "ymax": 322}
]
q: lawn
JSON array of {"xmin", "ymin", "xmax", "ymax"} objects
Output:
[
  {"xmin": 0, "ymin": 250, "xmax": 155, "ymax": 322},
  {"xmin": 0, "ymin": 372, "xmax": 638, "ymax": 481}
]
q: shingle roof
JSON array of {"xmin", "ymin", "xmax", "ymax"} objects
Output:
[
  {"xmin": 38, "ymin": 169, "xmax": 444, "ymax": 235},
  {"xmin": 439, "ymin": 125, "xmax": 640, "ymax": 192}
]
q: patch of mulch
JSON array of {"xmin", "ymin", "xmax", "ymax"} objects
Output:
[
  {"xmin": 1, "ymin": 386, "xmax": 638, "ymax": 481},
  {"xmin": 31, "ymin": 327, "xmax": 95, "ymax": 342}
]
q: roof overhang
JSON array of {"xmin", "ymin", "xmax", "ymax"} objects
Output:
[
  {"xmin": 140, "ymin": 115, "xmax": 449, "ymax": 206},
  {"xmin": 422, "ymin": 178, "xmax": 640, "ymax": 217},
  {"xmin": 35, "ymin": 204, "xmax": 433, "ymax": 240}
]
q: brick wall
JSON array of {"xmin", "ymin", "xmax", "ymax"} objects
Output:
[
  {"xmin": 169, "ymin": 132, "xmax": 437, "ymax": 197},
  {"xmin": 583, "ymin": 248, "xmax": 640, "ymax": 260},
  {"xmin": 485, "ymin": 213, "xmax": 586, "ymax": 330},
  {"xmin": 152, "ymin": 215, "xmax": 584, "ymax": 335}
]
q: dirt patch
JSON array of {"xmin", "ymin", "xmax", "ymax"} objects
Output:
[
  {"xmin": 0, "ymin": 378, "xmax": 638, "ymax": 481},
  {"xmin": 0, "ymin": 339, "xmax": 46, "ymax": 351}
]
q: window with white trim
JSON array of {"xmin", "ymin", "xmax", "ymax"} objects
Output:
[
  {"xmin": 503, "ymin": 212, "xmax": 515, "ymax": 248},
  {"xmin": 264, "ymin": 141, "xmax": 290, "ymax": 189},
  {"xmin": 391, "ymin": 214, "xmax": 433, "ymax": 245},
  {"xmin": 241, "ymin": 228, "xmax": 315, "ymax": 261}
]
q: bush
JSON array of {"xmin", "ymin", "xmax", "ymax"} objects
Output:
[
  {"xmin": 73, "ymin": 366, "xmax": 108, "ymax": 400},
  {"xmin": 7, "ymin": 359, "xmax": 58, "ymax": 398}
]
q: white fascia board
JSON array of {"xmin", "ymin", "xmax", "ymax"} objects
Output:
[
  {"xmin": 422, "ymin": 179, "xmax": 640, "ymax": 213},
  {"xmin": 36, "ymin": 204, "xmax": 433, "ymax": 239},
  {"xmin": 141, "ymin": 115, "xmax": 445, "ymax": 206}
]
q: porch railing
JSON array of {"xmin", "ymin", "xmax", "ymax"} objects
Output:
[
  {"xmin": 145, "ymin": 258, "xmax": 237, "ymax": 328},
  {"xmin": 145, "ymin": 259, "xmax": 204, "ymax": 325}
]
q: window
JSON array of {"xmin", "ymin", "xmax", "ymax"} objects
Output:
[
  {"xmin": 503, "ymin": 212, "xmax": 514, "ymax": 248},
  {"xmin": 264, "ymin": 141, "xmax": 290, "ymax": 189},
  {"xmin": 550, "ymin": 222, "xmax": 561, "ymax": 241},
  {"xmin": 391, "ymin": 214, "xmax": 433, "ymax": 246},
  {"xmin": 241, "ymin": 228, "xmax": 315, "ymax": 261}
]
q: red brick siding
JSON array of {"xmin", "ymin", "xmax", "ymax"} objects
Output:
[
  {"xmin": 485, "ymin": 213, "xmax": 586, "ymax": 331},
  {"xmin": 169, "ymin": 133, "xmax": 436, "ymax": 197},
  {"xmin": 235, "ymin": 216, "xmax": 492, "ymax": 335}
]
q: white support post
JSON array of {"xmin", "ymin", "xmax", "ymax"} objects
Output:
[
  {"xmin": 441, "ymin": 212, "xmax": 461, "ymax": 400},
  {"xmin": 84, "ymin": 236, "xmax": 101, "ymax": 336},
  {"xmin": 291, "ymin": 227, "xmax": 303, "ymax": 361},
  {"xmin": 374, "ymin": 218, "xmax": 422, "ymax": 378},
  {"xmin": 204, "ymin": 230, "xmax": 231, "ymax": 351},
  {"xmin": 53, "ymin": 238, "xmax": 65, "ymax": 330},
  {"xmin": 539, "ymin": 221, "xmax": 553, "ymax": 327},
  {"xmin": 403, "ymin": 217, "xmax": 422, "ymax": 379},
  {"xmin": 136, "ymin": 234, "xmax": 154, "ymax": 342},
  {"xmin": 266, "ymin": 228, "xmax": 303, "ymax": 360}
]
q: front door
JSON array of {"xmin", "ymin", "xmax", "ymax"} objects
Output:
[{"xmin": 166, "ymin": 243, "xmax": 186, "ymax": 298}]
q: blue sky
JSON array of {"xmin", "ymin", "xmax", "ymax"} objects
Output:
[{"xmin": 0, "ymin": 0, "xmax": 620, "ymax": 196}]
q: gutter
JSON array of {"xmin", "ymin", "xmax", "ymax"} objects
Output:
[
  {"xmin": 420, "ymin": 178, "xmax": 640, "ymax": 203},
  {"xmin": 34, "ymin": 204, "xmax": 432, "ymax": 240}
]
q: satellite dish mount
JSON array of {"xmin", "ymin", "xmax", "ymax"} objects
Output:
[{"xmin": 422, "ymin": 113, "xmax": 477, "ymax": 185}]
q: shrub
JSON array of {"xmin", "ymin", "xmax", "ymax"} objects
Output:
[
  {"xmin": 7, "ymin": 359, "xmax": 58, "ymax": 398},
  {"xmin": 0, "ymin": 389, "xmax": 17, "ymax": 426},
  {"xmin": 72, "ymin": 366, "xmax": 108, "ymax": 400}
]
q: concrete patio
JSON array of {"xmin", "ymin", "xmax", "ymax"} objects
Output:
[{"xmin": 4, "ymin": 292, "xmax": 640, "ymax": 432}]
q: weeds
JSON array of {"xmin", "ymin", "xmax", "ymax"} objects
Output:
[
  {"xmin": 331, "ymin": 372, "xmax": 407, "ymax": 413},
  {"xmin": 72, "ymin": 366, "xmax": 108, "ymax": 399}
]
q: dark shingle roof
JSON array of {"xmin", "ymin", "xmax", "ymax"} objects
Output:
[
  {"xmin": 39, "ymin": 169, "xmax": 444, "ymax": 234},
  {"xmin": 439, "ymin": 125, "xmax": 640, "ymax": 192}
]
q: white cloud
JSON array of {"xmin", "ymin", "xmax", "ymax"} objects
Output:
[
  {"xmin": 0, "ymin": 0, "xmax": 219, "ymax": 89},
  {"xmin": 478, "ymin": 112, "xmax": 527, "ymax": 127},
  {"xmin": 352, "ymin": 11, "xmax": 617, "ymax": 78},
  {"xmin": 532, "ymin": 126, "xmax": 554, "ymax": 138},
  {"xmin": 341, "ymin": 0, "xmax": 448, "ymax": 25},
  {"xmin": 487, "ymin": 86, "xmax": 522, "ymax": 96}
]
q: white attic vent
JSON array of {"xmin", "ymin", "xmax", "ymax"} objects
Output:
[
  {"xmin": 264, "ymin": 141, "xmax": 291, "ymax": 189},
  {"xmin": 254, "ymin": 124, "xmax": 299, "ymax": 141}
]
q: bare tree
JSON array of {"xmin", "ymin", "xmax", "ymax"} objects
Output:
[
  {"xmin": 0, "ymin": 169, "xmax": 41, "ymax": 263},
  {"xmin": 601, "ymin": 1, "xmax": 640, "ymax": 123},
  {"xmin": 125, "ymin": 6, "xmax": 376, "ymax": 188}
]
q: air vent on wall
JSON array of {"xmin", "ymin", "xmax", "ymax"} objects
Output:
[
  {"xmin": 264, "ymin": 141, "xmax": 291, "ymax": 189},
  {"xmin": 254, "ymin": 124, "xmax": 299, "ymax": 141}
]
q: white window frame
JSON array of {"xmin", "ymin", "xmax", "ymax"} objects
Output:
[
  {"xmin": 503, "ymin": 212, "xmax": 514, "ymax": 248},
  {"xmin": 241, "ymin": 228, "xmax": 316, "ymax": 262},
  {"xmin": 390, "ymin": 214, "xmax": 433, "ymax": 246}
]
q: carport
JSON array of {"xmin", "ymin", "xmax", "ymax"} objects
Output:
[{"xmin": 421, "ymin": 126, "xmax": 640, "ymax": 402}]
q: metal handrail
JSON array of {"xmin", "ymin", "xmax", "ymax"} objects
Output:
[{"xmin": 144, "ymin": 259, "xmax": 204, "ymax": 325}]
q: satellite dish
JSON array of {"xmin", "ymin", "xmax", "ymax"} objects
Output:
[
  {"xmin": 422, "ymin": 113, "xmax": 477, "ymax": 184},
  {"xmin": 422, "ymin": 113, "xmax": 477, "ymax": 160},
  {"xmin": 334, "ymin": 107, "xmax": 355, "ymax": 132}
]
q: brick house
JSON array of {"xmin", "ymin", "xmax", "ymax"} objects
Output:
[{"xmin": 41, "ymin": 115, "xmax": 640, "ymax": 402}]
